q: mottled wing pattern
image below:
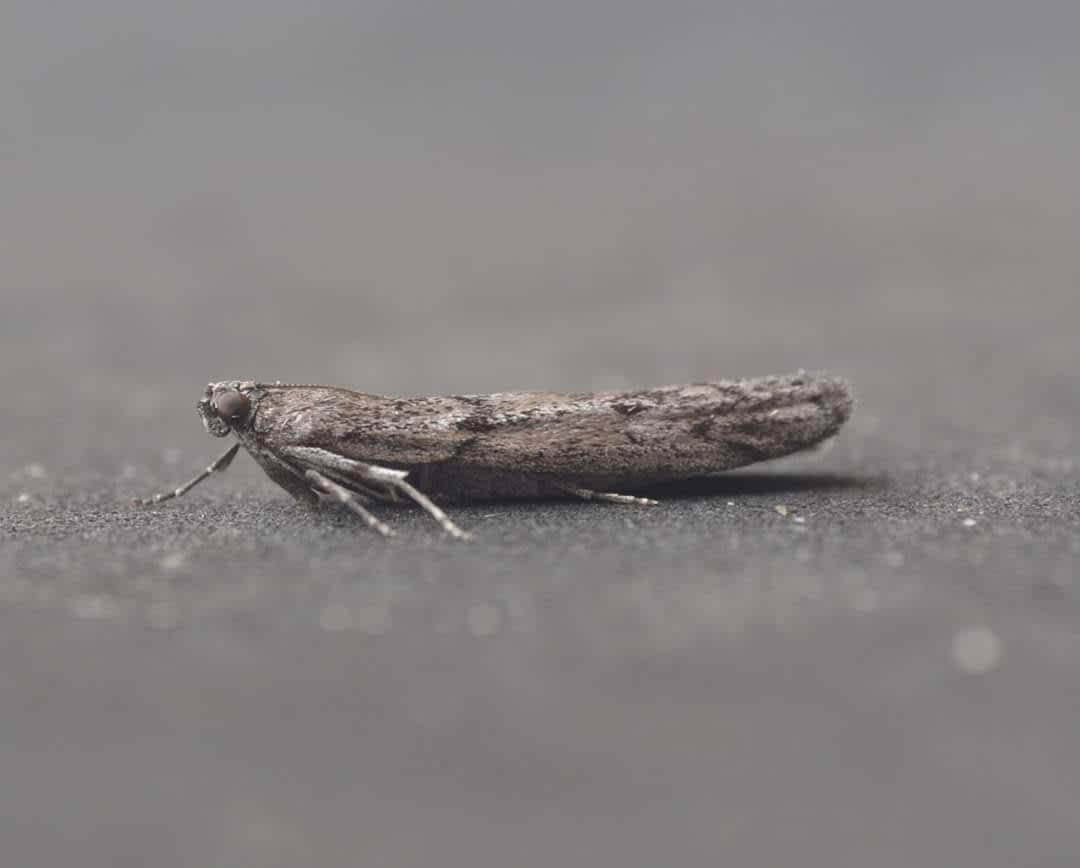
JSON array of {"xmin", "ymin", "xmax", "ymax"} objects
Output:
[{"xmin": 250, "ymin": 373, "xmax": 852, "ymax": 482}]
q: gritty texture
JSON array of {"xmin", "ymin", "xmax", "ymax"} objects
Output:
[{"xmin": 5, "ymin": 354, "xmax": 1080, "ymax": 868}]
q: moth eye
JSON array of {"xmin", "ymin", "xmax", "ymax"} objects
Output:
[{"xmin": 214, "ymin": 388, "xmax": 250, "ymax": 423}]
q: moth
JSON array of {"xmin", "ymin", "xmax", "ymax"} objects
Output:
[{"xmin": 135, "ymin": 372, "xmax": 853, "ymax": 539}]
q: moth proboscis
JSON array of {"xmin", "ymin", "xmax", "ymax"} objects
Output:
[{"xmin": 134, "ymin": 371, "xmax": 854, "ymax": 540}]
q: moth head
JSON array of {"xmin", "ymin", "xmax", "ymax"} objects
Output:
[{"xmin": 197, "ymin": 381, "xmax": 256, "ymax": 436}]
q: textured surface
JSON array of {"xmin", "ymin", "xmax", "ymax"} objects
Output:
[
  {"xmin": 5, "ymin": 3, "xmax": 1080, "ymax": 867},
  {"xmin": 6, "ymin": 323, "xmax": 1080, "ymax": 868}
]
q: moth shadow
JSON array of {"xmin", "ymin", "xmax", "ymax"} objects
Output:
[{"xmin": 639, "ymin": 471, "xmax": 875, "ymax": 500}]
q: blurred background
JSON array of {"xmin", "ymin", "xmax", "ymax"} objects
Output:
[
  {"xmin": 5, "ymin": 1, "xmax": 1079, "ymax": 464},
  {"xmin": 4, "ymin": 3, "xmax": 1080, "ymax": 867}
]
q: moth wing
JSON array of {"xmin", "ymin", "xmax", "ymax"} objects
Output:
[
  {"xmin": 252, "ymin": 374, "xmax": 851, "ymax": 481},
  {"xmin": 440, "ymin": 373, "xmax": 853, "ymax": 479},
  {"xmin": 251, "ymin": 387, "xmax": 470, "ymax": 466}
]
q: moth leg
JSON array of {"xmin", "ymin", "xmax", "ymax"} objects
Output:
[
  {"xmin": 282, "ymin": 446, "xmax": 472, "ymax": 541},
  {"xmin": 304, "ymin": 470, "xmax": 395, "ymax": 538},
  {"xmin": 556, "ymin": 483, "xmax": 659, "ymax": 506},
  {"xmin": 380, "ymin": 475, "xmax": 473, "ymax": 541},
  {"xmin": 133, "ymin": 443, "xmax": 241, "ymax": 505}
]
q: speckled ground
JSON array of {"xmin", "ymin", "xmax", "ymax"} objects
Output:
[{"xmin": 4, "ymin": 279, "xmax": 1080, "ymax": 867}]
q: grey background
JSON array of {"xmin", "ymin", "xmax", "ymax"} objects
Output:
[{"xmin": 3, "ymin": 2, "xmax": 1080, "ymax": 866}]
